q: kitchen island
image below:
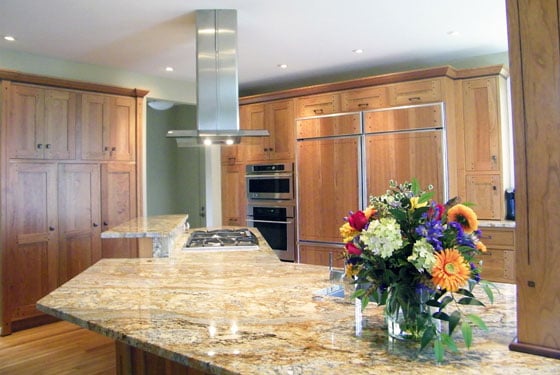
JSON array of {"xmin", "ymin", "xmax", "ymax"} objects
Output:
[{"xmin": 37, "ymin": 229, "xmax": 559, "ymax": 374}]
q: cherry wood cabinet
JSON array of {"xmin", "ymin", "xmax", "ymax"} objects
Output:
[
  {"xmin": 221, "ymin": 164, "xmax": 246, "ymax": 226},
  {"xmin": 295, "ymin": 93, "xmax": 340, "ymax": 118},
  {"xmin": 387, "ymin": 78, "xmax": 443, "ymax": 106},
  {"xmin": 237, "ymin": 99, "xmax": 295, "ymax": 163},
  {"xmin": 58, "ymin": 163, "xmax": 102, "ymax": 283},
  {"xmin": 80, "ymin": 94, "xmax": 136, "ymax": 161},
  {"xmin": 0, "ymin": 74, "xmax": 145, "ymax": 335},
  {"xmin": 101, "ymin": 163, "xmax": 138, "ymax": 258},
  {"xmin": 340, "ymin": 86, "xmax": 387, "ymax": 112},
  {"xmin": 7, "ymin": 83, "xmax": 76, "ymax": 160},
  {"xmin": 459, "ymin": 75, "xmax": 510, "ymax": 220},
  {"xmin": 4, "ymin": 162, "xmax": 59, "ymax": 326},
  {"xmin": 299, "ymin": 243, "xmax": 345, "ymax": 268},
  {"xmin": 478, "ymin": 226, "xmax": 515, "ymax": 283}
]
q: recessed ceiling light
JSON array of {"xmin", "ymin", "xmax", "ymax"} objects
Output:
[
  {"xmin": 352, "ymin": 49, "xmax": 364, "ymax": 54},
  {"xmin": 165, "ymin": 66, "xmax": 174, "ymax": 72},
  {"xmin": 446, "ymin": 31, "xmax": 460, "ymax": 37},
  {"xmin": 277, "ymin": 64, "xmax": 288, "ymax": 69},
  {"xmin": 4, "ymin": 35, "xmax": 16, "ymax": 42}
]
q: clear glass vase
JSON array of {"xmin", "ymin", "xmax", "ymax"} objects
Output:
[{"xmin": 385, "ymin": 286, "xmax": 434, "ymax": 341}]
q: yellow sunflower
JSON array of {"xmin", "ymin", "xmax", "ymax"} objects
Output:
[
  {"xmin": 447, "ymin": 204, "xmax": 478, "ymax": 233},
  {"xmin": 431, "ymin": 248, "xmax": 471, "ymax": 292}
]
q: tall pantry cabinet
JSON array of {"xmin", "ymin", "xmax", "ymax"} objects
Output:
[{"xmin": 0, "ymin": 75, "xmax": 147, "ymax": 335}]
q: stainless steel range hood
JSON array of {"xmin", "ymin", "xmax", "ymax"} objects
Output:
[{"xmin": 167, "ymin": 9, "xmax": 269, "ymax": 147}]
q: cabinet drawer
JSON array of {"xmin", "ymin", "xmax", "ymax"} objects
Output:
[
  {"xmin": 478, "ymin": 248, "xmax": 515, "ymax": 283},
  {"xmin": 479, "ymin": 227, "xmax": 515, "ymax": 247},
  {"xmin": 341, "ymin": 86, "xmax": 387, "ymax": 112},
  {"xmin": 388, "ymin": 79, "xmax": 442, "ymax": 106},
  {"xmin": 299, "ymin": 243, "xmax": 344, "ymax": 267},
  {"xmin": 296, "ymin": 93, "xmax": 340, "ymax": 117}
]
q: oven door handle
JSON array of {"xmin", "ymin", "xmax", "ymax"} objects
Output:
[
  {"xmin": 245, "ymin": 173, "xmax": 293, "ymax": 178},
  {"xmin": 246, "ymin": 218, "xmax": 294, "ymax": 225}
]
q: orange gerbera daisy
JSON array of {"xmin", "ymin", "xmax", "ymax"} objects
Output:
[
  {"xmin": 447, "ymin": 204, "xmax": 478, "ymax": 233},
  {"xmin": 476, "ymin": 241, "xmax": 487, "ymax": 253},
  {"xmin": 431, "ymin": 248, "xmax": 471, "ymax": 292}
]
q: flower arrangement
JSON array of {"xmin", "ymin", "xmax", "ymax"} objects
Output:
[{"xmin": 340, "ymin": 180, "xmax": 494, "ymax": 362}]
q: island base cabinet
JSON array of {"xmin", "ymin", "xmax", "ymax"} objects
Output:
[
  {"xmin": 299, "ymin": 243, "xmax": 345, "ymax": 268},
  {"xmin": 115, "ymin": 341, "xmax": 209, "ymax": 375}
]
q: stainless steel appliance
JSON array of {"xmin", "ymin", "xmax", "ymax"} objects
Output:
[
  {"xmin": 246, "ymin": 202, "xmax": 296, "ymax": 262},
  {"xmin": 183, "ymin": 228, "xmax": 259, "ymax": 252},
  {"xmin": 245, "ymin": 163, "xmax": 296, "ymax": 261},
  {"xmin": 245, "ymin": 163, "xmax": 294, "ymax": 201}
]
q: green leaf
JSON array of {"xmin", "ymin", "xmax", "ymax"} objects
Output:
[
  {"xmin": 449, "ymin": 310, "xmax": 461, "ymax": 335},
  {"xmin": 441, "ymin": 333, "xmax": 459, "ymax": 353},
  {"xmin": 411, "ymin": 178, "xmax": 421, "ymax": 195},
  {"xmin": 482, "ymin": 282, "xmax": 495, "ymax": 304},
  {"xmin": 466, "ymin": 314, "xmax": 489, "ymax": 331},
  {"xmin": 434, "ymin": 338, "xmax": 444, "ymax": 363},
  {"xmin": 439, "ymin": 295, "xmax": 454, "ymax": 309},
  {"xmin": 361, "ymin": 296, "xmax": 370, "ymax": 311},
  {"xmin": 456, "ymin": 288, "xmax": 475, "ymax": 298},
  {"xmin": 457, "ymin": 297, "xmax": 485, "ymax": 306},
  {"xmin": 461, "ymin": 321, "xmax": 473, "ymax": 348},
  {"xmin": 419, "ymin": 191, "xmax": 434, "ymax": 204},
  {"xmin": 433, "ymin": 311, "xmax": 450, "ymax": 321},
  {"xmin": 420, "ymin": 326, "xmax": 436, "ymax": 351}
]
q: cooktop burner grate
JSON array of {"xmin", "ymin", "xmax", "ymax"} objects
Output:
[{"xmin": 185, "ymin": 228, "xmax": 259, "ymax": 249}]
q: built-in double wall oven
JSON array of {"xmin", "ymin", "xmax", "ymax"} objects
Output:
[{"xmin": 245, "ymin": 163, "xmax": 296, "ymax": 261}]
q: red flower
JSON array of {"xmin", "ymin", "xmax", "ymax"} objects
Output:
[
  {"xmin": 428, "ymin": 203, "xmax": 445, "ymax": 221},
  {"xmin": 345, "ymin": 242, "xmax": 362, "ymax": 255},
  {"xmin": 348, "ymin": 211, "xmax": 369, "ymax": 231}
]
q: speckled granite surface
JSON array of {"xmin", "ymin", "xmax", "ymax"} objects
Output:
[
  {"xmin": 38, "ymin": 230, "xmax": 558, "ymax": 374},
  {"xmin": 101, "ymin": 214, "xmax": 188, "ymax": 257}
]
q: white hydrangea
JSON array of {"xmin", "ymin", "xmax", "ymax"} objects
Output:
[
  {"xmin": 408, "ymin": 238, "xmax": 437, "ymax": 272},
  {"xmin": 360, "ymin": 217, "xmax": 403, "ymax": 258}
]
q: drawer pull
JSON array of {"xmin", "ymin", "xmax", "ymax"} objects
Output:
[
  {"xmin": 358, "ymin": 103, "xmax": 369, "ymax": 108},
  {"xmin": 313, "ymin": 109, "xmax": 324, "ymax": 114},
  {"xmin": 408, "ymin": 96, "xmax": 421, "ymax": 101}
]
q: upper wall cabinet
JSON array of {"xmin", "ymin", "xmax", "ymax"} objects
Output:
[
  {"xmin": 295, "ymin": 93, "xmax": 340, "ymax": 118},
  {"xmin": 229, "ymin": 99, "xmax": 295, "ymax": 164},
  {"xmin": 340, "ymin": 86, "xmax": 387, "ymax": 112},
  {"xmin": 7, "ymin": 83, "xmax": 76, "ymax": 160},
  {"xmin": 80, "ymin": 94, "xmax": 136, "ymax": 161},
  {"xmin": 387, "ymin": 78, "xmax": 443, "ymax": 106}
]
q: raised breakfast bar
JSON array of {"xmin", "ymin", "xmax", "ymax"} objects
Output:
[{"xmin": 37, "ymin": 228, "xmax": 559, "ymax": 374}]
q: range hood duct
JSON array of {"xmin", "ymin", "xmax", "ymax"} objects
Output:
[{"xmin": 167, "ymin": 9, "xmax": 269, "ymax": 147}]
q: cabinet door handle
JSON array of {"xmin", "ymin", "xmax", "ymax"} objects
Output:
[
  {"xmin": 104, "ymin": 146, "xmax": 109, "ymax": 151},
  {"xmin": 48, "ymin": 226, "xmax": 55, "ymax": 231},
  {"xmin": 93, "ymin": 223, "xmax": 99, "ymax": 227},
  {"xmin": 111, "ymin": 147, "xmax": 116, "ymax": 151},
  {"xmin": 37, "ymin": 144, "xmax": 43, "ymax": 149},
  {"xmin": 103, "ymin": 221, "xmax": 108, "ymax": 226},
  {"xmin": 45, "ymin": 144, "xmax": 51, "ymax": 149}
]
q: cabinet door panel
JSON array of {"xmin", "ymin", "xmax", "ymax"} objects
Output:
[
  {"xmin": 465, "ymin": 174, "xmax": 501, "ymax": 219},
  {"xmin": 221, "ymin": 164, "xmax": 246, "ymax": 226},
  {"xmin": 297, "ymin": 137, "xmax": 360, "ymax": 242},
  {"xmin": 297, "ymin": 113, "xmax": 360, "ymax": 139},
  {"xmin": 365, "ymin": 131, "xmax": 444, "ymax": 201},
  {"xmin": 58, "ymin": 164, "xmax": 101, "ymax": 283},
  {"xmin": 463, "ymin": 78, "xmax": 501, "ymax": 172},
  {"xmin": 109, "ymin": 96, "xmax": 136, "ymax": 161},
  {"xmin": 81, "ymin": 94, "xmax": 108, "ymax": 160},
  {"xmin": 8, "ymin": 84, "xmax": 44, "ymax": 159},
  {"xmin": 364, "ymin": 104, "xmax": 442, "ymax": 133},
  {"xmin": 44, "ymin": 89, "xmax": 76, "ymax": 160},
  {"xmin": 299, "ymin": 243, "xmax": 345, "ymax": 267},
  {"xmin": 239, "ymin": 103, "xmax": 266, "ymax": 162},
  {"xmin": 101, "ymin": 163, "xmax": 137, "ymax": 258},
  {"xmin": 6, "ymin": 163, "xmax": 58, "ymax": 322},
  {"xmin": 267, "ymin": 100, "xmax": 295, "ymax": 161}
]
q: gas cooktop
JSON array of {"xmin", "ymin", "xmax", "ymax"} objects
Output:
[{"xmin": 183, "ymin": 228, "xmax": 260, "ymax": 251}]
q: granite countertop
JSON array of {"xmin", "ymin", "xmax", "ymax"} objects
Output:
[
  {"xmin": 37, "ymin": 230, "xmax": 559, "ymax": 374},
  {"xmin": 100, "ymin": 214, "xmax": 188, "ymax": 239}
]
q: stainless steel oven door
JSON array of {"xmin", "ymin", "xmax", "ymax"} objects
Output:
[
  {"xmin": 246, "ymin": 204, "xmax": 295, "ymax": 261},
  {"xmin": 245, "ymin": 173, "xmax": 294, "ymax": 200}
]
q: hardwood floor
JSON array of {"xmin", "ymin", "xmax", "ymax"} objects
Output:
[{"xmin": 0, "ymin": 321, "xmax": 115, "ymax": 374}]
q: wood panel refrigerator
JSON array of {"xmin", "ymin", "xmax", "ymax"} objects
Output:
[{"xmin": 296, "ymin": 103, "xmax": 447, "ymax": 266}]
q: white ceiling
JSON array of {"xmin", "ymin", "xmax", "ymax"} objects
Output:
[{"xmin": 0, "ymin": 0, "xmax": 508, "ymax": 94}]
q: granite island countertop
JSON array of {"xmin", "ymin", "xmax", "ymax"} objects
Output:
[{"xmin": 37, "ymin": 230, "xmax": 559, "ymax": 374}]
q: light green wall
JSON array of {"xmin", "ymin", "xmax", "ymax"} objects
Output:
[
  {"xmin": 0, "ymin": 48, "xmax": 195, "ymax": 103},
  {"xmin": 146, "ymin": 104, "xmax": 206, "ymax": 227}
]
